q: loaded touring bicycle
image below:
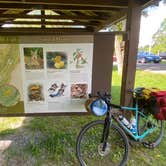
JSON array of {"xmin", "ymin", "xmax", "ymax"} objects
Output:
[{"xmin": 76, "ymin": 87, "xmax": 166, "ymax": 166}]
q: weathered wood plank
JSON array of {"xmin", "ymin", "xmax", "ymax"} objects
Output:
[
  {"xmin": 0, "ymin": 4, "xmax": 124, "ymax": 11},
  {"xmin": 94, "ymin": 10, "xmax": 127, "ymax": 32},
  {"xmin": 120, "ymin": 0, "xmax": 142, "ymax": 111},
  {"xmin": 0, "ymin": 14, "xmax": 109, "ymax": 21},
  {"xmin": 0, "ymin": 0, "xmax": 128, "ymax": 8},
  {"xmin": 0, "ymin": 27, "xmax": 94, "ymax": 35},
  {"xmin": 92, "ymin": 33, "xmax": 114, "ymax": 94},
  {"xmin": 0, "ymin": 21, "xmax": 99, "ymax": 27}
]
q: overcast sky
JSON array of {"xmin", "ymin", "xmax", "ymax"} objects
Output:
[{"xmin": 139, "ymin": 1, "xmax": 166, "ymax": 47}]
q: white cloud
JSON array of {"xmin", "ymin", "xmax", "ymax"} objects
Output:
[{"xmin": 139, "ymin": 2, "xmax": 166, "ymax": 47}]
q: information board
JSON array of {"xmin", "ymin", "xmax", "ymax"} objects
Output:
[{"xmin": 0, "ymin": 42, "xmax": 93, "ymax": 115}]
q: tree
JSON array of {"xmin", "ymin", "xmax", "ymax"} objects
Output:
[
  {"xmin": 109, "ymin": 20, "xmax": 126, "ymax": 75},
  {"xmin": 138, "ymin": 45, "xmax": 150, "ymax": 52},
  {"xmin": 151, "ymin": 18, "xmax": 166, "ymax": 54}
]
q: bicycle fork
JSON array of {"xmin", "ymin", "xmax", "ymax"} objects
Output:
[{"xmin": 100, "ymin": 111, "xmax": 112, "ymax": 152}]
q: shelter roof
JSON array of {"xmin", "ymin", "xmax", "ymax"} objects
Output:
[{"xmin": 0, "ymin": 0, "xmax": 158, "ymax": 35}]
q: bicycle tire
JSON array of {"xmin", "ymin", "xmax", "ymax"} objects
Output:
[
  {"xmin": 76, "ymin": 120, "xmax": 129, "ymax": 166},
  {"xmin": 138, "ymin": 109, "xmax": 164, "ymax": 148}
]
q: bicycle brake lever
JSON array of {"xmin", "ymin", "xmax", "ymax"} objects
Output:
[
  {"xmin": 97, "ymin": 91, "xmax": 102, "ymax": 97},
  {"xmin": 88, "ymin": 93, "xmax": 92, "ymax": 98}
]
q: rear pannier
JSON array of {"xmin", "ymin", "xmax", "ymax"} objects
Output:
[{"xmin": 151, "ymin": 91, "xmax": 166, "ymax": 120}]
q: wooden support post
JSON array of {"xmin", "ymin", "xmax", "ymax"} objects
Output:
[
  {"xmin": 120, "ymin": 0, "xmax": 141, "ymax": 115},
  {"xmin": 92, "ymin": 33, "xmax": 114, "ymax": 95},
  {"xmin": 41, "ymin": 10, "xmax": 45, "ymax": 28}
]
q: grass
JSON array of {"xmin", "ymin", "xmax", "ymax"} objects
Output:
[
  {"xmin": 111, "ymin": 66, "xmax": 166, "ymax": 104},
  {"xmin": 161, "ymin": 60, "xmax": 166, "ymax": 64},
  {"xmin": 0, "ymin": 117, "xmax": 25, "ymax": 136},
  {"xmin": 0, "ymin": 67, "xmax": 165, "ymax": 165}
]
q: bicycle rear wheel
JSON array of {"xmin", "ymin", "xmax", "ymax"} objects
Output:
[
  {"xmin": 138, "ymin": 109, "xmax": 164, "ymax": 148},
  {"xmin": 76, "ymin": 120, "xmax": 129, "ymax": 166}
]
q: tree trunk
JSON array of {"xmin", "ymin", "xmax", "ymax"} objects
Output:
[
  {"xmin": 114, "ymin": 19, "xmax": 126, "ymax": 75},
  {"xmin": 115, "ymin": 35, "xmax": 125, "ymax": 75}
]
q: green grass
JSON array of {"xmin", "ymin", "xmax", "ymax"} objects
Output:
[
  {"xmin": 161, "ymin": 60, "xmax": 166, "ymax": 64},
  {"xmin": 111, "ymin": 66, "xmax": 166, "ymax": 104},
  {"xmin": 0, "ymin": 67, "xmax": 165, "ymax": 165},
  {"xmin": 135, "ymin": 70, "xmax": 166, "ymax": 89},
  {"xmin": 0, "ymin": 117, "xmax": 25, "ymax": 136}
]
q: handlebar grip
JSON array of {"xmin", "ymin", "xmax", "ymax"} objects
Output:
[{"xmin": 97, "ymin": 91, "xmax": 102, "ymax": 97}]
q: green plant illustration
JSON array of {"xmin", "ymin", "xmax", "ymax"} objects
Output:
[
  {"xmin": 0, "ymin": 43, "xmax": 20, "ymax": 86},
  {"xmin": 71, "ymin": 49, "xmax": 88, "ymax": 68}
]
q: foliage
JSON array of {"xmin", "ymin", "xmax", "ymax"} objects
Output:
[
  {"xmin": 151, "ymin": 18, "xmax": 166, "ymax": 54},
  {"xmin": 138, "ymin": 45, "xmax": 150, "ymax": 52}
]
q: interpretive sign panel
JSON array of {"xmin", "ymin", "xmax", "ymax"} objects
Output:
[{"xmin": 0, "ymin": 41, "xmax": 93, "ymax": 116}]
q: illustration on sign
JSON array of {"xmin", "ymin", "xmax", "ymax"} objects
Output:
[
  {"xmin": 0, "ymin": 85, "xmax": 20, "ymax": 107},
  {"xmin": 27, "ymin": 83, "xmax": 44, "ymax": 102},
  {"xmin": 48, "ymin": 82, "xmax": 67, "ymax": 98},
  {"xmin": 70, "ymin": 48, "xmax": 88, "ymax": 68},
  {"xmin": 71, "ymin": 84, "xmax": 88, "ymax": 99},
  {"xmin": 0, "ymin": 44, "xmax": 24, "ymax": 115},
  {"xmin": 47, "ymin": 51, "xmax": 67, "ymax": 70},
  {"xmin": 23, "ymin": 47, "xmax": 44, "ymax": 70}
]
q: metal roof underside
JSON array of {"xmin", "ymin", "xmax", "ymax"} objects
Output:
[{"xmin": 0, "ymin": 0, "xmax": 158, "ymax": 35}]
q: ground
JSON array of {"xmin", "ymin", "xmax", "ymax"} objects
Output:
[
  {"xmin": 0, "ymin": 65, "xmax": 165, "ymax": 166},
  {"xmin": 137, "ymin": 63, "xmax": 166, "ymax": 74}
]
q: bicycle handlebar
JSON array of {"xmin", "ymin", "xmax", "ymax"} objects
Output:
[{"xmin": 97, "ymin": 91, "xmax": 112, "ymax": 100}]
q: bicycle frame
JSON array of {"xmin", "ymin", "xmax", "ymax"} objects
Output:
[{"xmin": 111, "ymin": 99, "xmax": 158, "ymax": 141}]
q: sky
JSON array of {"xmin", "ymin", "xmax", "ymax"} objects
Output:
[{"xmin": 139, "ymin": 1, "xmax": 166, "ymax": 47}]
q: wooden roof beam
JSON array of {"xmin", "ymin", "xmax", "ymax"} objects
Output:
[
  {"xmin": 0, "ymin": 4, "xmax": 125, "ymax": 11},
  {"xmin": 0, "ymin": 14, "xmax": 109, "ymax": 21},
  {"xmin": 94, "ymin": 11, "xmax": 127, "ymax": 32},
  {"xmin": 0, "ymin": 27, "xmax": 94, "ymax": 35},
  {"xmin": 141, "ymin": 0, "xmax": 160, "ymax": 8},
  {"xmin": 0, "ymin": 20, "xmax": 99, "ymax": 27},
  {"xmin": 0, "ymin": 0, "xmax": 128, "ymax": 8}
]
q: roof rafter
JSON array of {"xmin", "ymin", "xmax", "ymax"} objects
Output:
[
  {"xmin": 0, "ymin": 0, "xmax": 128, "ymax": 8},
  {"xmin": 0, "ymin": 27, "xmax": 94, "ymax": 35},
  {"xmin": 0, "ymin": 20, "xmax": 99, "ymax": 27},
  {"xmin": 0, "ymin": 4, "xmax": 124, "ymax": 12},
  {"xmin": 0, "ymin": 14, "xmax": 109, "ymax": 21},
  {"xmin": 94, "ymin": 11, "xmax": 127, "ymax": 32}
]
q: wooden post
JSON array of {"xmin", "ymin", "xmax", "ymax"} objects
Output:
[
  {"xmin": 120, "ymin": 0, "xmax": 141, "ymax": 116},
  {"xmin": 92, "ymin": 33, "xmax": 114, "ymax": 95},
  {"xmin": 41, "ymin": 10, "xmax": 45, "ymax": 28}
]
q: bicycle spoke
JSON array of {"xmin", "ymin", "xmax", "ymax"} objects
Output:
[{"xmin": 76, "ymin": 121, "xmax": 129, "ymax": 166}]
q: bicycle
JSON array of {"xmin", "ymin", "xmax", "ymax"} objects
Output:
[{"xmin": 76, "ymin": 88, "xmax": 165, "ymax": 166}]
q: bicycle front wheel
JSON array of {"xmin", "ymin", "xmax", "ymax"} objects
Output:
[{"xmin": 76, "ymin": 120, "xmax": 129, "ymax": 166}]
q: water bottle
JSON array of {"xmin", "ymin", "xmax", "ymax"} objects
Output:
[
  {"xmin": 130, "ymin": 117, "xmax": 137, "ymax": 134},
  {"xmin": 119, "ymin": 115, "xmax": 131, "ymax": 129}
]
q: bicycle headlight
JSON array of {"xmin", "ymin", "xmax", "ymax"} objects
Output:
[{"xmin": 90, "ymin": 99, "xmax": 108, "ymax": 116}]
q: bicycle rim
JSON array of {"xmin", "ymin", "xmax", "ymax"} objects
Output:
[
  {"xmin": 76, "ymin": 120, "xmax": 129, "ymax": 166},
  {"xmin": 138, "ymin": 111, "xmax": 164, "ymax": 148}
]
